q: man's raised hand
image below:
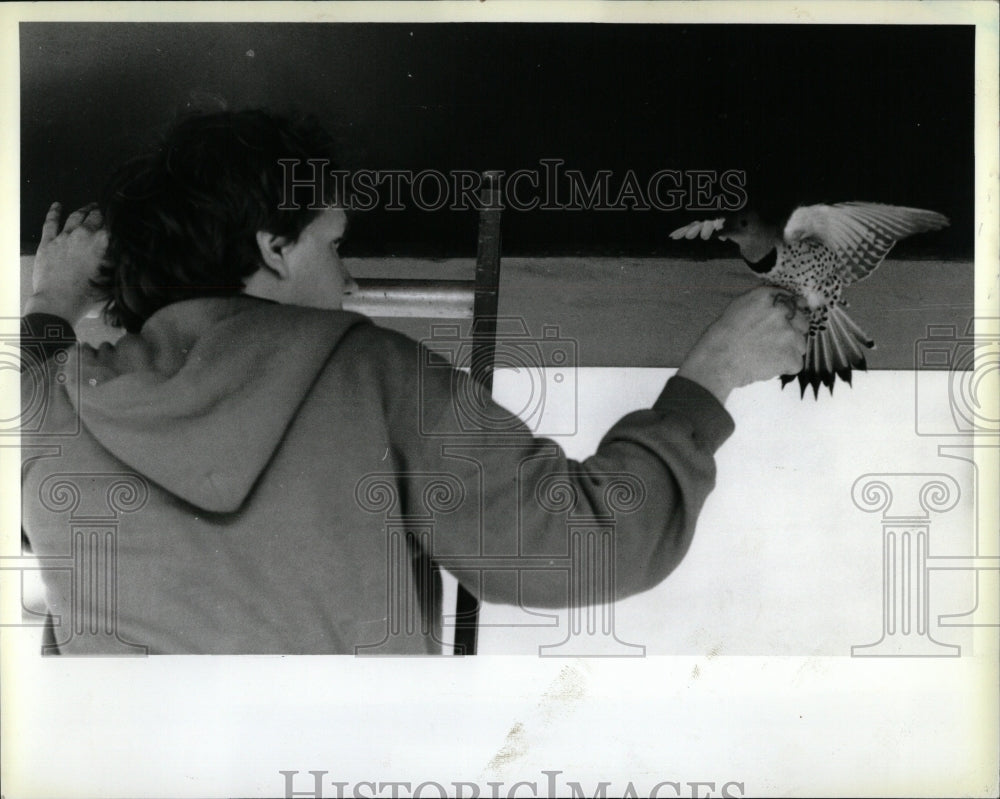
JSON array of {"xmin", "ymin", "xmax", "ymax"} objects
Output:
[{"xmin": 25, "ymin": 201, "xmax": 108, "ymax": 324}]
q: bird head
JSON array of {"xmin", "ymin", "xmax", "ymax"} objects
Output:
[
  {"xmin": 717, "ymin": 209, "xmax": 770, "ymax": 243},
  {"xmin": 719, "ymin": 209, "xmax": 782, "ymax": 264}
]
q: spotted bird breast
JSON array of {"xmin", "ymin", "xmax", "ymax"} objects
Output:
[{"xmin": 769, "ymin": 239, "xmax": 845, "ymax": 311}]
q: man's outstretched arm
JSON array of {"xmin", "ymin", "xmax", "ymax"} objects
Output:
[{"xmin": 379, "ymin": 289, "xmax": 808, "ymax": 607}]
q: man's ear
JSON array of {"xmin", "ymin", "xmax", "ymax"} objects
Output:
[{"xmin": 255, "ymin": 231, "xmax": 292, "ymax": 278}]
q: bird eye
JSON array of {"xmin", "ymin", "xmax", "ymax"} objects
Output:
[{"xmin": 740, "ymin": 218, "xmax": 749, "ymax": 228}]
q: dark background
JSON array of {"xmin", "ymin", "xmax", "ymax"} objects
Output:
[{"xmin": 20, "ymin": 23, "xmax": 973, "ymax": 258}]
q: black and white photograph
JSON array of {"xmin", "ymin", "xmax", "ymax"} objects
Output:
[{"xmin": 2, "ymin": 2, "xmax": 998, "ymax": 798}]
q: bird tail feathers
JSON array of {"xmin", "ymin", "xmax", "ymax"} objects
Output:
[{"xmin": 780, "ymin": 305, "xmax": 874, "ymax": 398}]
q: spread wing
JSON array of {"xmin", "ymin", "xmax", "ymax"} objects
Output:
[
  {"xmin": 783, "ymin": 202, "xmax": 949, "ymax": 283},
  {"xmin": 668, "ymin": 217, "xmax": 726, "ymax": 240}
]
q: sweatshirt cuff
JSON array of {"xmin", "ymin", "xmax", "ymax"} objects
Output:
[{"xmin": 653, "ymin": 375, "xmax": 735, "ymax": 452}]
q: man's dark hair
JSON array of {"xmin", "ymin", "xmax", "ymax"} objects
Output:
[{"xmin": 94, "ymin": 108, "xmax": 339, "ymax": 332}]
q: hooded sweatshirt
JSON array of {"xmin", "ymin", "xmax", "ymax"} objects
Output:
[{"xmin": 20, "ymin": 297, "xmax": 734, "ymax": 655}]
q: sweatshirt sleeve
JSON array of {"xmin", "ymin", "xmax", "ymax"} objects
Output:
[{"xmin": 378, "ymin": 328, "xmax": 735, "ymax": 609}]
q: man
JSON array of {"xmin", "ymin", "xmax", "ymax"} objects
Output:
[{"xmin": 20, "ymin": 109, "xmax": 808, "ymax": 654}]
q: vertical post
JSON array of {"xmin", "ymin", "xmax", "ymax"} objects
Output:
[
  {"xmin": 454, "ymin": 171, "xmax": 503, "ymax": 656},
  {"xmin": 470, "ymin": 170, "xmax": 504, "ymax": 392}
]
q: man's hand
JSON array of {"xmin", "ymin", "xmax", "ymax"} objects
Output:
[
  {"xmin": 677, "ymin": 286, "xmax": 810, "ymax": 405},
  {"xmin": 24, "ymin": 202, "xmax": 107, "ymax": 324}
]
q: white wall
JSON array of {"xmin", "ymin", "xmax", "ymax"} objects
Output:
[{"xmin": 474, "ymin": 367, "xmax": 991, "ymax": 657}]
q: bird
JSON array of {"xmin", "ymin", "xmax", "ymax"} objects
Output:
[{"xmin": 669, "ymin": 202, "xmax": 950, "ymax": 398}]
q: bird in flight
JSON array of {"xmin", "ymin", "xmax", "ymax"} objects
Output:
[{"xmin": 670, "ymin": 202, "xmax": 950, "ymax": 398}]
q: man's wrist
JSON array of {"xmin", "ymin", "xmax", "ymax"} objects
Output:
[
  {"xmin": 23, "ymin": 293, "xmax": 88, "ymax": 325},
  {"xmin": 676, "ymin": 350, "xmax": 737, "ymax": 406}
]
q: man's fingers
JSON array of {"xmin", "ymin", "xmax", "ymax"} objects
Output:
[
  {"xmin": 783, "ymin": 336, "xmax": 807, "ymax": 369},
  {"xmin": 62, "ymin": 207, "xmax": 88, "ymax": 233},
  {"xmin": 768, "ymin": 292, "xmax": 811, "ymax": 338},
  {"xmin": 63, "ymin": 203, "xmax": 99, "ymax": 233},
  {"xmin": 91, "ymin": 228, "xmax": 110, "ymax": 253},
  {"xmin": 81, "ymin": 206, "xmax": 104, "ymax": 230},
  {"xmin": 789, "ymin": 311, "xmax": 810, "ymax": 336},
  {"xmin": 770, "ymin": 290, "xmax": 801, "ymax": 317},
  {"xmin": 40, "ymin": 202, "xmax": 62, "ymax": 243},
  {"xmin": 39, "ymin": 202, "xmax": 101, "ymax": 243}
]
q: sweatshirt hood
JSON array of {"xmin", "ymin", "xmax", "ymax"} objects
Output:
[{"xmin": 63, "ymin": 297, "xmax": 367, "ymax": 513}]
